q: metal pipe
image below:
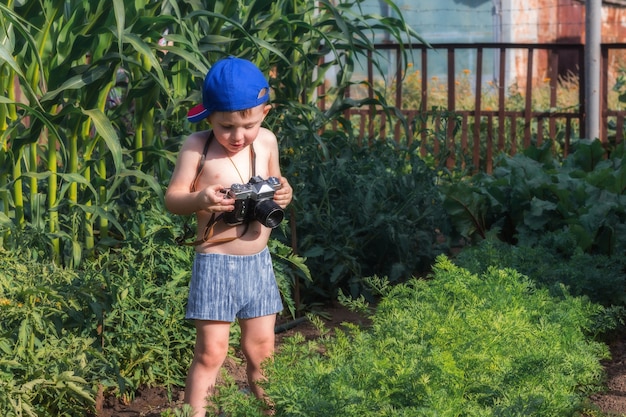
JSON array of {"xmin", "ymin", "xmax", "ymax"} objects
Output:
[
  {"xmin": 274, "ymin": 316, "xmax": 309, "ymax": 334},
  {"xmin": 585, "ymin": 0, "xmax": 602, "ymax": 140}
]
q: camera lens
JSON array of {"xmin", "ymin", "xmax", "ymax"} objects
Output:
[{"xmin": 254, "ymin": 200, "xmax": 284, "ymax": 228}]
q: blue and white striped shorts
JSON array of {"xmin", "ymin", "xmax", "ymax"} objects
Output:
[{"xmin": 186, "ymin": 247, "xmax": 283, "ymax": 322}]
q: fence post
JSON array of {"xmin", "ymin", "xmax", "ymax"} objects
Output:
[{"xmin": 585, "ymin": 0, "xmax": 602, "ymax": 141}]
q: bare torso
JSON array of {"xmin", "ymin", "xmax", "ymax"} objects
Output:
[{"xmin": 192, "ymin": 131, "xmax": 274, "ymax": 255}]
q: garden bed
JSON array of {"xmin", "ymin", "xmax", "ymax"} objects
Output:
[
  {"xmin": 98, "ymin": 305, "xmax": 369, "ymax": 417},
  {"xmin": 98, "ymin": 306, "xmax": 626, "ymax": 417}
]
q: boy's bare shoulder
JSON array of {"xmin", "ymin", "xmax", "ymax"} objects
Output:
[
  {"xmin": 182, "ymin": 130, "xmax": 212, "ymax": 152},
  {"xmin": 256, "ymin": 127, "xmax": 278, "ymax": 146}
]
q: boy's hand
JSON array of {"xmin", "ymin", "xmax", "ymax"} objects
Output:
[
  {"xmin": 274, "ymin": 177, "xmax": 293, "ymax": 209},
  {"xmin": 197, "ymin": 184, "xmax": 235, "ymax": 213}
]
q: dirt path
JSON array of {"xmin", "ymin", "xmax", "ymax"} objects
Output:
[
  {"xmin": 590, "ymin": 336, "xmax": 626, "ymax": 415},
  {"xmin": 99, "ymin": 308, "xmax": 626, "ymax": 417}
]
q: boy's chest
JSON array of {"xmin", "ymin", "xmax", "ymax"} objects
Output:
[{"xmin": 198, "ymin": 148, "xmax": 269, "ymax": 189}]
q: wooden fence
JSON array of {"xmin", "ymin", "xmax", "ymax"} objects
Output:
[{"xmin": 328, "ymin": 42, "xmax": 626, "ymax": 173}]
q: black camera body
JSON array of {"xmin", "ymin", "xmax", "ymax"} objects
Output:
[{"xmin": 223, "ymin": 176, "xmax": 284, "ymax": 228}]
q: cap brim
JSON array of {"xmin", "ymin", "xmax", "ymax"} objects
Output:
[{"xmin": 187, "ymin": 104, "xmax": 209, "ymax": 123}]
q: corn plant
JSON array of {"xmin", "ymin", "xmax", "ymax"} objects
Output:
[
  {"xmin": 1, "ymin": 0, "xmax": 423, "ymax": 271},
  {"xmin": 0, "ymin": 0, "xmax": 171, "ymax": 266}
]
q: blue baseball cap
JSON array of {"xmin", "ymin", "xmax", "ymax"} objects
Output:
[{"xmin": 187, "ymin": 56, "xmax": 270, "ymax": 123}]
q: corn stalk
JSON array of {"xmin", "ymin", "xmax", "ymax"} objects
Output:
[{"xmin": 1, "ymin": 0, "xmax": 421, "ymax": 268}]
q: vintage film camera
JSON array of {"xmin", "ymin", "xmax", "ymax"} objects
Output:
[{"xmin": 222, "ymin": 176, "xmax": 284, "ymax": 228}]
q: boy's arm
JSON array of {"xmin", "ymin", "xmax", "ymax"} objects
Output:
[{"xmin": 165, "ymin": 134, "xmax": 235, "ymax": 215}]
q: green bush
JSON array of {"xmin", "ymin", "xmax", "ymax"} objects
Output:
[
  {"xmin": 214, "ymin": 256, "xmax": 609, "ymax": 416},
  {"xmin": 0, "ymin": 229, "xmax": 194, "ymax": 416},
  {"xmin": 283, "ymin": 137, "xmax": 448, "ymax": 301},
  {"xmin": 0, "ymin": 196, "xmax": 308, "ymax": 415},
  {"xmin": 454, "ymin": 235, "xmax": 626, "ymax": 309},
  {"xmin": 0, "ymin": 249, "xmax": 101, "ymax": 416},
  {"xmin": 442, "ymin": 140, "xmax": 626, "ymax": 257}
]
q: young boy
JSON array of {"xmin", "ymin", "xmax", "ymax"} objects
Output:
[{"xmin": 165, "ymin": 56, "xmax": 293, "ymax": 416}]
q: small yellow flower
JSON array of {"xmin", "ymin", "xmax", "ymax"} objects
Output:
[
  {"xmin": 543, "ymin": 77, "xmax": 551, "ymax": 83},
  {"xmin": 407, "ymin": 62, "xmax": 413, "ymax": 68},
  {"xmin": 463, "ymin": 69, "xmax": 471, "ymax": 75},
  {"xmin": 0, "ymin": 298, "xmax": 11, "ymax": 306}
]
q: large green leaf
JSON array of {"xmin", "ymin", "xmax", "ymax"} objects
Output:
[
  {"xmin": 81, "ymin": 108, "xmax": 123, "ymax": 174},
  {"xmin": 41, "ymin": 65, "xmax": 110, "ymax": 102}
]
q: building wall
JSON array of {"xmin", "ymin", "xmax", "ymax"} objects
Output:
[
  {"xmin": 358, "ymin": 0, "xmax": 496, "ymax": 84},
  {"xmin": 362, "ymin": 0, "xmax": 626, "ymax": 44},
  {"xmin": 357, "ymin": 0, "xmax": 626, "ymax": 88},
  {"xmin": 361, "ymin": 0, "xmax": 494, "ymax": 44},
  {"xmin": 500, "ymin": 0, "xmax": 626, "ymax": 87}
]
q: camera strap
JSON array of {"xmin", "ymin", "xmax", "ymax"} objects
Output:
[{"xmin": 176, "ymin": 130, "xmax": 254, "ymax": 246}]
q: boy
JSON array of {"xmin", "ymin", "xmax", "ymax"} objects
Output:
[{"xmin": 165, "ymin": 56, "xmax": 293, "ymax": 416}]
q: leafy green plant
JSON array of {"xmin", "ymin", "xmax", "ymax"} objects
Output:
[
  {"xmin": 454, "ymin": 234, "xmax": 626, "ymax": 310},
  {"xmin": 0, "ymin": 192, "xmax": 310, "ymax": 415},
  {"xmin": 159, "ymin": 404, "xmax": 194, "ymax": 417},
  {"xmin": 0, "ymin": 249, "xmax": 102, "ymax": 416},
  {"xmin": 210, "ymin": 256, "xmax": 610, "ymax": 416},
  {"xmin": 283, "ymin": 136, "xmax": 448, "ymax": 301},
  {"xmin": 442, "ymin": 139, "xmax": 626, "ymax": 257}
]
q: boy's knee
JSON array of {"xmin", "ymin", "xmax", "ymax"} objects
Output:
[
  {"xmin": 242, "ymin": 339, "xmax": 274, "ymax": 364},
  {"xmin": 194, "ymin": 344, "xmax": 229, "ymax": 368}
]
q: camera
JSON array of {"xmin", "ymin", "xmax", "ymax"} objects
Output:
[{"xmin": 223, "ymin": 176, "xmax": 284, "ymax": 228}]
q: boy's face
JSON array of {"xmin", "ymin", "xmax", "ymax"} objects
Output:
[{"xmin": 208, "ymin": 104, "xmax": 271, "ymax": 155}]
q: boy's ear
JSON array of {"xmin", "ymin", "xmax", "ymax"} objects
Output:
[{"xmin": 262, "ymin": 104, "xmax": 272, "ymax": 115}]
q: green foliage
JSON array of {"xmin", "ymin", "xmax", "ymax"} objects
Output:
[
  {"xmin": 268, "ymin": 237, "xmax": 313, "ymax": 318},
  {"xmin": 442, "ymin": 140, "xmax": 626, "ymax": 257},
  {"xmin": 0, "ymin": 224, "xmax": 195, "ymax": 415},
  {"xmin": 283, "ymin": 136, "xmax": 448, "ymax": 300},
  {"xmin": 0, "ymin": 0, "xmax": 423, "ymax": 267},
  {"xmin": 84, "ymin": 241, "xmax": 195, "ymax": 393},
  {"xmin": 159, "ymin": 404, "xmax": 194, "ymax": 417},
  {"xmin": 454, "ymin": 236, "xmax": 626, "ymax": 315},
  {"xmin": 223, "ymin": 256, "xmax": 609, "ymax": 416},
  {"xmin": 0, "ymin": 249, "xmax": 102, "ymax": 416},
  {"xmin": 209, "ymin": 375, "xmax": 269, "ymax": 417},
  {"xmin": 0, "ymin": 195, "xmax": 309, "ymax": 415}
]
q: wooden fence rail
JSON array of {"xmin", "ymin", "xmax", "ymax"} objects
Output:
[{"xmin": 326, "ymin": 42, "xmax": 626, "ymax": 172}]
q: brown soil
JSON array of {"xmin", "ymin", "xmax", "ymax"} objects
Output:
[
  {"xmin": 98, "ymin": 306, "xmax": 626, "ymax": 417},
  {"xmin": 590, "ymin": 334, "xmax": 626, "ymax": 416}
]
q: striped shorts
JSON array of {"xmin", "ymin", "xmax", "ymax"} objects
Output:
[{"xmin": 186, "ymin": 247, "xmax": 283, "ymax": 322}]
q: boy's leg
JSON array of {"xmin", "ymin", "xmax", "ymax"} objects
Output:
[
  {"xmin": 239, "ymin": 314, "xmax": 277, "ymax": 399},
  {"xmin": 185, "ymin": 320, "xmax": 231, "ymax": 417}
]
